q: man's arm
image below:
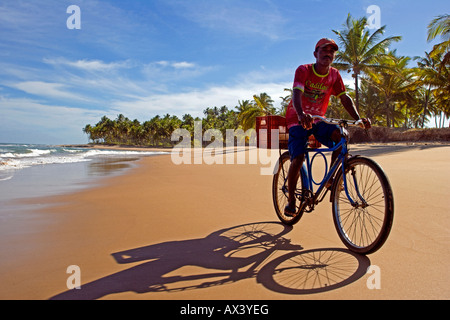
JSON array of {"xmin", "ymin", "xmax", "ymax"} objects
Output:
[
  {"xmin": 340, "ymin": 93, "xmax": 360, "ymax": 120},
  {"xmin": 293, "ymin": 88, "xmax": 313, "ymax": 129},
  {"xmin": 340, "ymin": 93, "xmax": 372, "ymax": 128}
]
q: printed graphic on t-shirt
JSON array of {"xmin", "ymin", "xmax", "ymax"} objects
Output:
[{"xmin": 304, "ymin": 87, "xmax": 326, "ymax": 106}]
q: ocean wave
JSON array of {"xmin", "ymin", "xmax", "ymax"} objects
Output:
[
  {"xmin": 0, "ymin": 146, "xmax": 167, "ymax": 172},
  {"xmin": 0, "ymin": 174, "xmax": 13, "ymax": 181},
  {"xmin": 0, "ymin": 149, "xmax": 54, "ymax": 158},
  {"xmin": 0, "ymin": 156, "xmax": 91, "ymax": 171},
  {"xmin": 82, "ymin": 149, "xmax": 166, "ymax": 157}
]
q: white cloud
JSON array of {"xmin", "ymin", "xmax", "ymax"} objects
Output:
[
  {"xmin": 43, "ymin": 58, "xmax": 131, "ymax": 72},
  {"xmin": 140, "ymin": 61, "xmax": 215, "ymax": 90},
  {"xmin": 156, "ymin": 61, "xmax": 196, "ymax": 69},
  {"xmin": 0, "ymin": 96, "xmax": 111, "ymax": 144},
  {"xmin": 111, "ymin": 80, "xmax": 292, "ymax": 120},
  {"xmin": 172, "ymin": 61, "xmax": 196, "ymax": 69},
  {"xmin": 11, "ymin": 81, "xmax": 87, "ymax": 101},
  {"xmin": 39, "ymin": 58, "xmax": 205, "ymax": 97}
]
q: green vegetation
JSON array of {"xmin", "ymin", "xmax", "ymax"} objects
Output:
[{"xmin": 83, "ymin": 14, "xmax": 449, "ymax": 146}]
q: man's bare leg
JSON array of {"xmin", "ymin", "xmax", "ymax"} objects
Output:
[{"xmin": 286, "ymin": 154, "xmax": 304, "ymax": 215}]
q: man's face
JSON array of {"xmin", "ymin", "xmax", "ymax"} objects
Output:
[{"xmin": 314, "ymin": 45, "xmax": 337, "ymax": 66}]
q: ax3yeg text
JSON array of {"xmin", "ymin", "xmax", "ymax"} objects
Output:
[{"xmin": 180, "ymin": 304, "xmax": 269, "ymax": 317}]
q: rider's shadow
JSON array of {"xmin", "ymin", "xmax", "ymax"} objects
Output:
[
  {"xmin": 50, "ymin": 222, "xmax": 297, "ymax": 300},
  {"xmin": 50, "ymin": 222, "xmax": 370, "ymax": 299}
]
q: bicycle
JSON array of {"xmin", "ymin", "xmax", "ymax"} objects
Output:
[{"xmin": 272, "ymin": 116, "xmax": 394, "ymax": 255}]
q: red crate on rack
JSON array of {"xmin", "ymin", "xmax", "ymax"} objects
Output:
[{"xmin": 256, "ymin": 116, "xmax": 288, "ymax": 149}]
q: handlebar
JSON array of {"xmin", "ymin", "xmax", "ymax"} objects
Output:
[{"xmin": 311, "ymin": 115, "xmax": 366, "ymax": 128}]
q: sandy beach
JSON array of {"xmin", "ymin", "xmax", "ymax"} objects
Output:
[{"xmin": 0, "ymin": 143, "xmax": 449, "ymax": 300}]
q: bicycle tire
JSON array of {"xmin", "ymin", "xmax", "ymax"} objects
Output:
[
  {"xmin": 272, "ymin": 151, "xmax": 304, "ymax": 226},
  {"xmin": 331, "ymin": 156, "xmax": 394, "ymax": 255}
]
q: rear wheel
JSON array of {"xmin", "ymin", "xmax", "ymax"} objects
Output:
[
  {"xmin": 332, "ymin": 157, "xmax": 394, "ymax": 254},
  {"xmin": 272, "ymin": 152, "xmax": 305, "ymax": 226}
]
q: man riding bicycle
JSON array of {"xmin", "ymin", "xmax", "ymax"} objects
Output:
[{"xmin": 284, "ymin": 38, "xmax": 370, "ymax": 216}]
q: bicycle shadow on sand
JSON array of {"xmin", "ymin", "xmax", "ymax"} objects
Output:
[{"xmin": 50, "ymin": 222, "xmax": 370, "ymax": 299}]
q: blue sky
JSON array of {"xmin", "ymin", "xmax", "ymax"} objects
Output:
[{"xmin": 0, "ymin": 0, "xmax": 448, "ymax": 144}]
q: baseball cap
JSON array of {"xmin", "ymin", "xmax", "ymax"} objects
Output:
[{"xmin": 315, "ymin": 38, "xmax": 339, "ymax": 51}]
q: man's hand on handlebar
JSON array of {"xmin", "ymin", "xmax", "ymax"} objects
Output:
[
  {"xmin": 360, "ymin": 118, "xmax": 372, "ymax": 129},
  {"xmin": 299, "ymin": 112, "xmax": 313, "ymax": 130}
]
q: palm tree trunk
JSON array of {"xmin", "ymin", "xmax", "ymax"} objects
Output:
[
  {"xmin": 354, "ymin": 74, "xmax": 360, "ymax": 112},
  {"xmin": 422, "ymin": 85, "xmax": 431, "ymax": 128},
  {"xmin": 386, "ymin": 101, "xmax": 391, "ymax": 127}
]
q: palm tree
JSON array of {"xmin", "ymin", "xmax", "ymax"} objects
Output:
[
  {"xmin": 414, "ymin": 50, "xmax": 450, "ymax": 128},
  {"xmin": 82, "ymin": 124, "xmax": 93, "ymax": 143},
  {"xmin": 413, "ymin": 52, "xmax": 439, "ymax": 128},
  {"xmin": 363, "ymin": 51, "xmax": 413, "ymax": 127},
  {"xmin": 427, "ymin": 15, "xmax": 450, "ymax": 127},
  {"xmin": 145, "ymin": 115, "xmax": 162, "ymax": 146},
  {"xmin": 96, "ymin": 116, "xmax": 114, "ymax": 144},
  {"xmin": 130, "ymin": 119, "xmax": 144, "ymax": 145},
  {"xmin": 427, "ymin": 14, "xmax": 450, "ymax": 67},
  {"xmin": 278, "ymin": 88, "xmax": 292, "ymax": 116},
  {"xmin": 235, "ymin": 93, "xmax": 275, "ymax": 131},
  {"xmin": 357, "ymin": 79, "xmax": 385, "ymax": 126},
  {"xmin": 181, "ymin": 113, "xmax": 195, "ymax": 133},
  {"xmin": 253, "ymin": 92, "xmax": 275, "ymax": 115},
  {"xmin": 114, "ymin": 114, "xmax": 128, "ymax": 143},
  {"xmin": 431, "ymin": 63, "xmax": 450, "ymax": 127},
  {"xmin": 236, "ymin": 100, "xmax": 257, "ymax": 131},
  {"xmin": 332, "ymin": 13, "xmax": 402, "ymax": 111}
]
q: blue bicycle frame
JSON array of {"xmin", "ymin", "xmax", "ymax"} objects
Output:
[{"xmin": 297, "ymin": 125, "xmax": 367, "ymax": 209}]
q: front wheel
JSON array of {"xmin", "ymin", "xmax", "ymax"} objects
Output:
[
  {"xmin": 332, "ymin": 157, "xmax": 394, "ymax": 255},
  {"xmin": 272, "ymin": 151, "xmax": 304, "ymax": 226}
]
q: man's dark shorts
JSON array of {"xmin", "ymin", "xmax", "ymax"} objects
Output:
[{"xmin": 288, "ymin": 122, "xmax": 339, "ymax": 160}]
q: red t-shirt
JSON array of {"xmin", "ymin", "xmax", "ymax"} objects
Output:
[{"xmin": 286, "ymin": 64, "xmax": 346, "ymax": 129}]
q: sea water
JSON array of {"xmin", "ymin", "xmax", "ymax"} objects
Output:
[
  {"xmin": 0, "ymin": 144, "xmax": 167, "ymax": 174},
  {"xmin": 0, "ymin": 143, "xmax": 167, "ymax": 216}
]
